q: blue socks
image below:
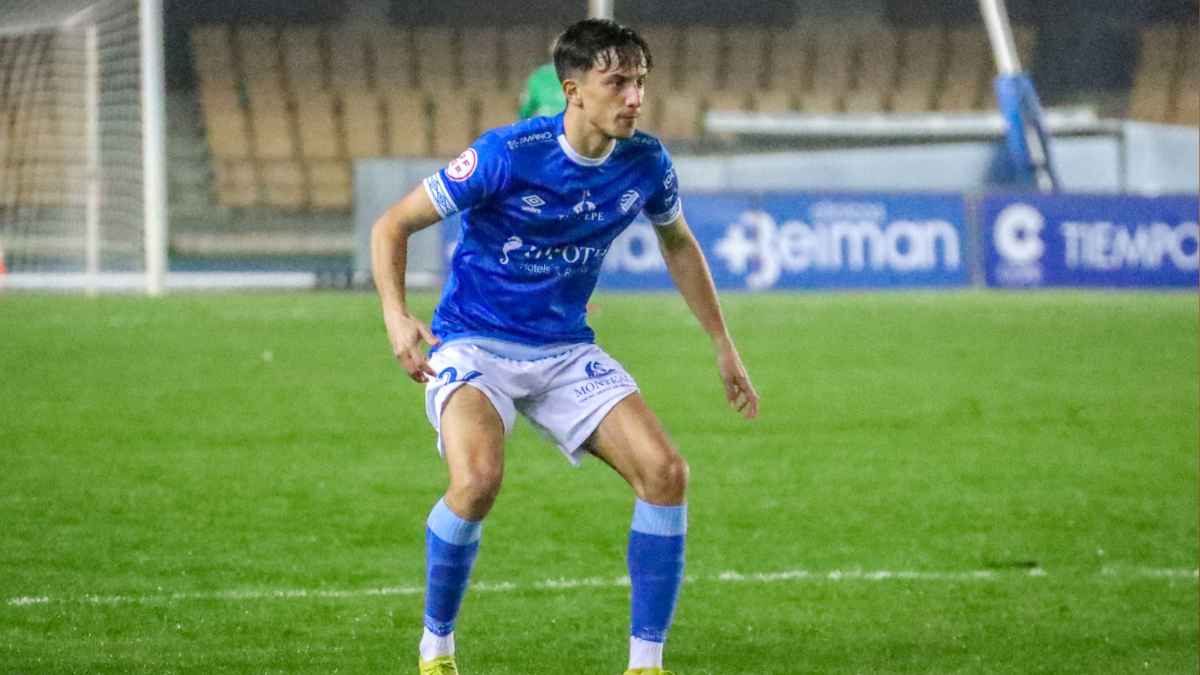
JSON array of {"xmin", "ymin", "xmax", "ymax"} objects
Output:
[
  {"xmin": 423, "ymin": 498, "xmax": 482, "ymax": 637},
  {"xmin": 421, "ymin": 496, "xmax": 686, "ymax": 666},
  {"xmin": 628, "ymin": 499, "xmax": 687, "ymax": 644}
]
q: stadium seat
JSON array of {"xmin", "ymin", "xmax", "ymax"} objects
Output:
[
  {"xmin": 386, "ymin": 92, "xmax": 431, "ymax": 156},
  {"xmin": 308, "ymin": 160, "xmax": 352, "ymax": 210},
  {"xmin": 327, "ymin": 26, "xmax": 370, "ymax": 90},
  {"xmin": 657, "ymin": 91, "xmax": 701, "ymax": 141},
  {"xmin": 638, "ymin": 25, "xmax": 681, "ymax": 91},
  {"xmin": 806, "ymin": 25, "xmax": 855, "ymax": 113},
  {"xmin": 844, "ymin": 28, "xmax": 899, "ymax": 113},
  {"xmin": 1129, "ymin": 83, "xmax": 1172, "ymax": 123},
  {"xmin": 1128, "ymin": 25, "xmax": 1182, "ymax": 122},
  {"xmin": 937, "ymin": 29, "xmax": 989, "ymax": 111},
  {"xmin": 752, "ymin": 89, "xmax": 795, "ymax": 113},
  {"xmin": 370, "ymin": 27, "xmax": 414, "ymax": 89},
  {"xmin": 341, "ymin": 90, "xmax": 385, "ymax": 158},
  {"xmin": 1172, "ymin": 88, "xmax": 1199, "ymax": 127},
  {"xmin": 212, "ymin": 159, "xmax": 258, "ymax": 207},
  {"xmin": 1012, "ymin": 25, "xmax": 1037, "ymax": 71},
  {"xmin": 724, "ymin": 26, "xmax": 768, "ymax": 92},
  {"xmin": 248, "ymin": 100, "xmax": 296, "ymax": 160},
  {"xmin": 704, "ymin": 90, "xmax": 749, "ymax": 114},
  {"xmin": 199, "ymin": 83, "xmax": 251, "ymax": 159},
  {"xmin": 430, "ymin": 90, "xmax": 474, "ymax": 157},
  {"xmin": 295, "ymin": 93, "xmax": 340, "ymax": 159},
  {"xmin": 415, "ymin": 27, "xmax": 458, "ymax": 90},
  {"xmin": 892, "ymin": 27, "xmax": 945, "ymax": 113},
  {"xmin": 460, "ymin": 26, "xmax": 502, "ymax": 91},
  {"xmin": 477, "ymin": 91, "xmax": 519, "ymax": 134},
  {"xmin": 235, "ymin": 26, "xmax": 282, "ymax": 84},
  {"xmin": 260, "ymin": 161, "xmax": 306, "ymax": 209},
  {"xmin": 800, "ymin": 89, "xmax": 841, "ymax": 114},
  {"xmin": 765, "ymin": 27, "xmax": 810, "ymax": 93},
  {"xmin": 501, "ymin": 25, "xmax": 550, "ymax": 91},
  {"xmin": 679, "ymin": 26, "xmax": 721, "ymax": 92},
  {"xmin": 191, "ymin": 25, "xmax": 235, "ymax": 81},
  {"xmin": 1171, "ymin": 30, "xmax": 1198, "ymax": 126},
  {"xmin": 281, "ymin": 26, "xmax": 326, "ymax": 92}
]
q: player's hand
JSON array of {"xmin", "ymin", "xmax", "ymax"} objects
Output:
[
  {"xmin": 383, "ymin": 308, "xmax": 440, "ymax": 383},
  {"xmin": 714, "ymin": 335, "xmax": 759, "ymax": 420}
]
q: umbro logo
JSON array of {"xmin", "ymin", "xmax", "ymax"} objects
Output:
[{"xmin": 521, "ymin": 194, "xmax": 546, "ymax": 214}]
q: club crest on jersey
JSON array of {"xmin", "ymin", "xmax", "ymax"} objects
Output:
[
  {"xmin": 619, "ymin": 189, "xmax": 641, "ymax": 214},
  {"xmin": 572, "ymin": 190, "xmax": 597, "ymax": 214},
  {"xmin": 446, "ymin": 148, "xmax": 478, "ymax": 182}
]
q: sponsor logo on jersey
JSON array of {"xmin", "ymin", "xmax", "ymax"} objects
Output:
[
  {"xmin": 584, "ymin": 360, "xmax": 615, "ymax": 378},
  {"xmin": 499, "ymin": 236, "xmax": 523, "ymax": 264},
  {"xmin": 506, "ymin": 131, "xmax": 554, "ymax": 150},
  {"xmin": 619, "ymin": 189, "xmax": 641, "ymax": 214},
  {"xmin": 663, "ymin": 167, "xmax": 676, "ymax": 191},
  {"xmin": 521, "ymin": 194, "xmax": 545, "ymax": 214},
  {"xmin": 446, "ymin": 148, "xmax": 478, "ymax": 182},
  {"xmin": 573, "ymin": 364, "xmax": 635, "ymax": 403},
  {"xmin": 497, "ymin": 235, "xmax": 610, "ymax": 275}
]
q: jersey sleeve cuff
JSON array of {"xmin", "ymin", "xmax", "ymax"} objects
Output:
[
  {"xmin": 423, "ymin": 173, "xmax": 460, "ymax": 219},
  {"xmin": 646, "ymin": 197, "xmax": 682, "ymax": 226}
]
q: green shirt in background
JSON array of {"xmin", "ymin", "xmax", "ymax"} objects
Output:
[{"xmin": 518, "ymin": 63, "xmax": 566, "ymax": 119}]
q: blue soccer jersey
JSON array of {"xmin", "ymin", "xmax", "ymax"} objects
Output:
[{"xmin": 422, "ymin": 112, "xmax": 682, "ymax": 346}]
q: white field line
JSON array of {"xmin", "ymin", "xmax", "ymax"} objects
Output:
[{"xmin": 6, "ymin": 566, "xmax": 1196, "ymax": 609}]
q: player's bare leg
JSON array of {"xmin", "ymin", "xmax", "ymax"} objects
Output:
[
  {"xmin": 419, "ymin": 386, "xmax": 505, "ymax": 673},
  {"xmin": 441, "ymin": 386, "xmax": 505, "ymax": 520},
  {"xmin": 587, "ymin": 394, "xmax": 688, "ymax": 674}
]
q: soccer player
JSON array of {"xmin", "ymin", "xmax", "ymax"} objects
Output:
[{"xmin": 371, "ymin": 18, "xmax": 759, "ymax": 675}]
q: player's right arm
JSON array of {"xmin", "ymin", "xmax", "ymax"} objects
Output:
[{"xmin": 370, "ymin": 186, "xmax": 443, "ymax": 383}]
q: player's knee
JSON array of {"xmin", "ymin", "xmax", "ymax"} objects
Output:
[
  {"xmin": 449, "ymin": 462, "xmax": 504, "ymax": 516},
  {"xmin": 642, "ymin": 452, "xmax": 689, "ymax": 503}
]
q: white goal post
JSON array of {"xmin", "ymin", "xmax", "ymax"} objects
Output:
[{"xmin": 0, "ymin": 0, "xmax": 166, "ymax": 295}]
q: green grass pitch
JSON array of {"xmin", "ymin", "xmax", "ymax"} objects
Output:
[{"xmin": 1, "ymin": 290, "xmax": 1196, "ymax": 674}]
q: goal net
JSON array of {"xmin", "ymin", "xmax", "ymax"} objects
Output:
[{"xmin": 0, "ymin": 0, "xmax": 165, "ymax": 294}]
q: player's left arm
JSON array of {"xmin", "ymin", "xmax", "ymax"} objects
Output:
[{"xmin": 655, "ymin": 214, "xmax": 760, "ymax": 420}]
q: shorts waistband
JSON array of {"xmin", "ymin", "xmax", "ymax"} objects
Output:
[{"xmin": 444, "ymin": 336, "xmax": 584, "ymax": 362}]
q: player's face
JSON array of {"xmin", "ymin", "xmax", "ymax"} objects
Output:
[{"xmin": 577, "ymin": 54, "xmax": 647, "ymax": 139}]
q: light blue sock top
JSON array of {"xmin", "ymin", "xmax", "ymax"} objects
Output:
[
  {"xmin": 631, "ymin": 499, "xmax": 687, "ymax": 537},
  {"xmin": 427, "ymin": 498, "xmax": 483, "ymax": 545}
]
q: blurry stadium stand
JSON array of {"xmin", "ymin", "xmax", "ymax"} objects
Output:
[
  {"xmin": 1128, "ymin": 23, "xmax": 1199, "ymax": 127},
  {"xmin": 152, "ymin": 12, "xmax": 1199, "ymax": 266}
]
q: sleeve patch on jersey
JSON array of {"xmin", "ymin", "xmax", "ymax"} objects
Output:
[
  {"xmin": 445, "ymin": 148, "xmax": 478, "ymax": 182},
  {"xmin": 423, "ymin": 174, "xmax": 460, "ymax": 219},
  {"xmin": 646, "ymin": 196, "xmax": 682, "ymax": 226}
]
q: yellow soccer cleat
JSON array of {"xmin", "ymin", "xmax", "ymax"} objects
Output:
[
  {"xmin": 622, "ymin": 670, "xmax": 674, "ymax": 675},
  {"xmin": 418, "ymin": 655, "xmax": 459, "ymax": 675}
]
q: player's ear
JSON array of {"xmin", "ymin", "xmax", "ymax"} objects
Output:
[{"xmin": 562, "ymin": 77, "xmax": 581, "ymax": 107}]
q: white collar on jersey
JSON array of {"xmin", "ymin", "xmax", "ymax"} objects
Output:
[{"xmin": 557, "ymin": 134, "xmax": 615, "ymax": 167}]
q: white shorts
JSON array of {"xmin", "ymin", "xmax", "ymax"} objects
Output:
[{"xmin": 424, "ymin": 340, "xmax": 640, "ymax": 465}]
